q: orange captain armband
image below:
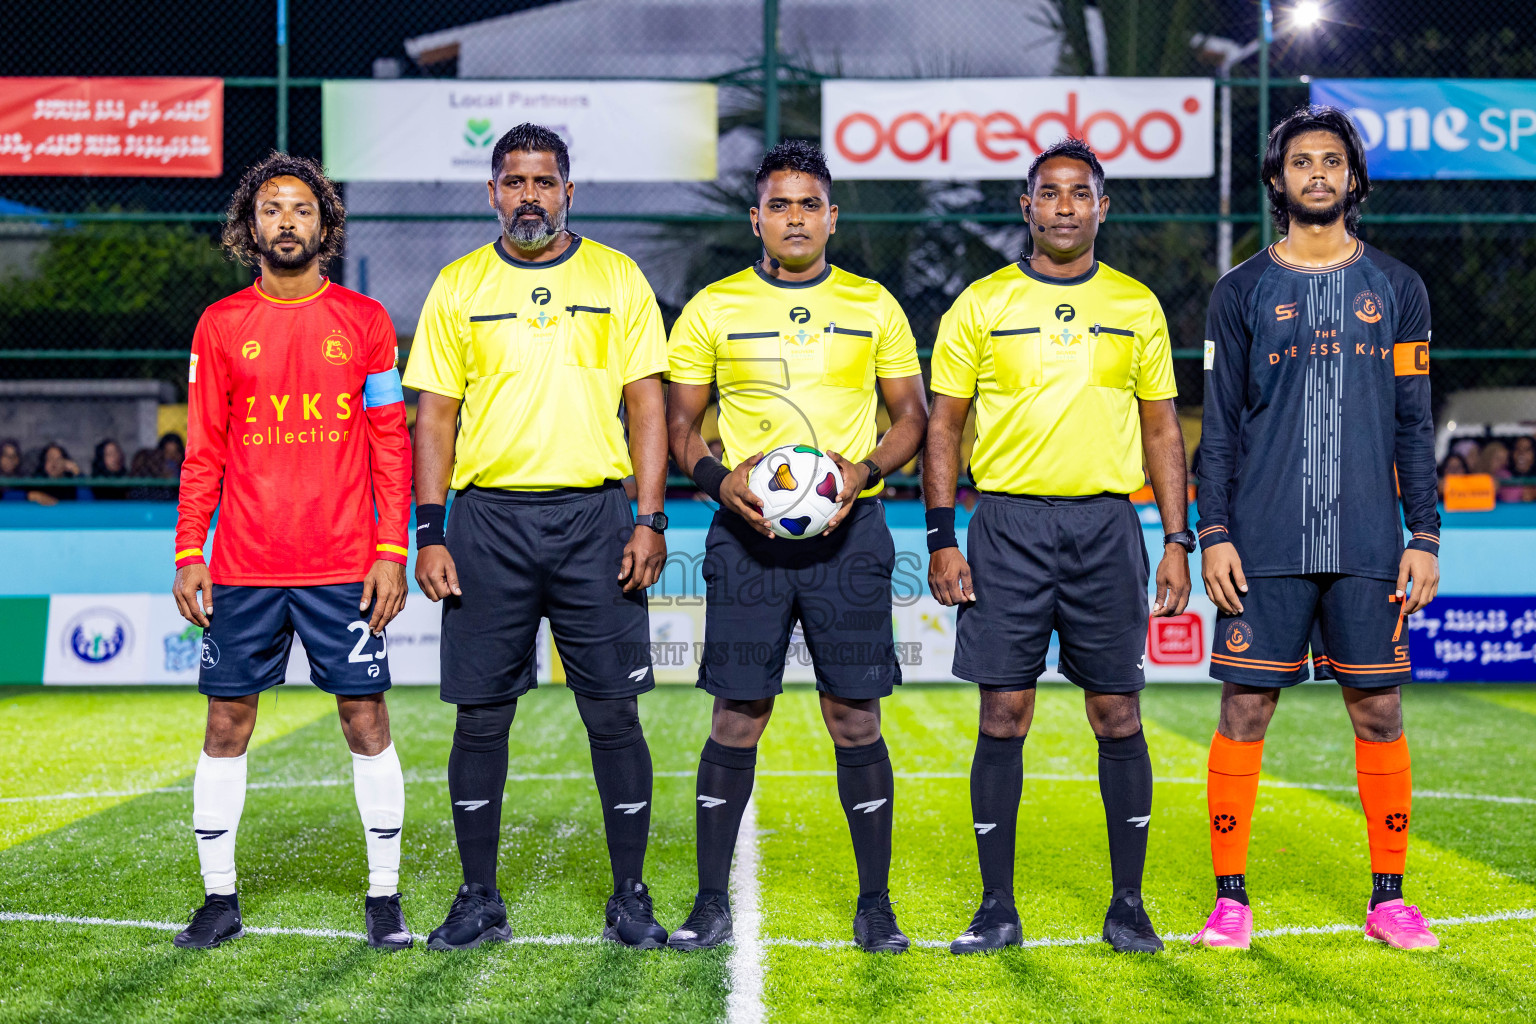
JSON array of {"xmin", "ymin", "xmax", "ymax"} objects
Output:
[{"xmin": 1393, "ymin": 341, "xmax": 1429, "ymax": 376}]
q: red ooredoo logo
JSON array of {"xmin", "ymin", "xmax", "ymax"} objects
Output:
[{"xmin": 834, "ymin": 92, "xmax": 1201, "ymax": 165}]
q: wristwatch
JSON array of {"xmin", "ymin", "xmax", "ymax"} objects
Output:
[
  {"xmin": 1164, "ymin": 528, "xmax": 1197, "ymax": 553},
  {"xmin": 858, "ymin": 458, "xmax": 884, "ymax": 489},
  {"xmin": 636, "ymin": 512, "xmax": 668, "ymax": 534}
]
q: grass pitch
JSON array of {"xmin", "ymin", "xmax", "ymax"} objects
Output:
[{"xmin": 1, "ymin": 682, "xmax": 1533, "ymax": 1023}]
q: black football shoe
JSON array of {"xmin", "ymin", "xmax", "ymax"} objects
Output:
[
  {"xmin": 173, "ymin": 892, "xmax": 244, "ymax": 949},
  {"xmin": 426, "ymin": 883, "xmax": 512, "ymax": 951},
  {"xmin": 667, "ymin": 892, "xmax": 733, "ymax": 951},
  {"xmin": 853, "ymin": 891, "xmax": 910, "ymax": 953},
  {"xmin": 1103, "ymin": 888, "xmax": 1164, "ymax": 953},
  {"xmin": 365, "ymin": 893, "xmax": 414, "ymax": 951},
  {"xmin": 604, "ymin": 879, "xmax": 668, "ymax": 950},
  {"xmin": 949, "ymin": 889, "xmax": 1022, "ymax": 954}
]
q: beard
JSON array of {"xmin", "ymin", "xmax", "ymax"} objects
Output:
[
  {"xmin": 1286, "ymin": 188, "xmax": 1348, "ymax": 228},
  {"xmin": 256, "ymin": 229, "xmax": 323, "ymax": 270},
  {"xmin": 500, "ymin": 201, "xmax": 566, "ymax": 251}
]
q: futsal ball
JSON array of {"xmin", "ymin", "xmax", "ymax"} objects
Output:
[{"xmin": 748, "ymin": 444, "xmax": 843, "ymax": 539}]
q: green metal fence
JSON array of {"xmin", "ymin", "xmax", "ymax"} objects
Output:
[{"xmin": 3, "ymin": 0, "xmax": 1535, "ymax": 487}]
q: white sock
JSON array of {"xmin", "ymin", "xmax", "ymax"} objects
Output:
[
  {"xmin": 352, "ymin": 743, "xmax": 405, "ymax": 898},
  {"xmin": 192, "ymin": 751, "xmax": 247, "ymax": 895}
]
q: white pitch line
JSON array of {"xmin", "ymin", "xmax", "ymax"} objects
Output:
[
  {"xmin": 5, "ymin": 772, "xmax": 1533, "ymax": 806},
  {"xmin": 726, "ymin": 795, "xmax": 765, "ymax": 1024},
  {"xmin": 4, "ymin": 907, "xmax": 1532, "ymax": 951}
]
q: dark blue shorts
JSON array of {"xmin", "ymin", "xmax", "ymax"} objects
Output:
[
  {"xmin": 1211, "ymin": 573, "xmax": 1410, "ymax": 688},
  {"xmin": 699, "ymin": 499, "xmax": 899, "ymax": 701},
  {"xmin": 198, "ymin": 583, "xmax": 390, "ymax": 698},
  {"xmin": 953, "ymin": 493, "xmax": 1148, "ymax": 694},
  {"xmin": 439, "ymin": 484, "xmax": 654, "ymax": 705}
]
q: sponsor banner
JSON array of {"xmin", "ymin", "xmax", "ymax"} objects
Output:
[
  {"xmin": 1409, "ymin": 597, "xmax": 1536, "ymax": 682},
  {"xmin": 0, "ymin": 597, "xmax": 49, "ymax": 683},
  {"xmin": 0, "ymin": 77, "xmax": 222, "ymax": 177},
  {"xmin": 43, "ymin": 593, "xmax": 151, "ymax": 684},
  {"xmin": 1310, "ymin": 79, "xmax": 1536, "ymax": 180},
  {"xmin": 822, "ymin": 78, "xmax": 1213, "ymax": 180},
  {"xmin": 322, "ymin": 80, "xmax": 717, "ymax": 183}
]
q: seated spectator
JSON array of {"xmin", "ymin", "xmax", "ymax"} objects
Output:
[
  {"xmin": 1, "ymin": 439, "xmax": 27, "ymax": 502},
  {"xmin": 29, "ymin": 442, "xmax": 91, "ymax": 505},
  {"xmin": 1437, "ymin": 452, "xmax": 1468, "ymax": 502},
  {"xmin": 90, "ymin": 438, "xmax": 130, "ymax": 501},
  {"xmin": 1478, "ymin": 440, "xmax": 1511, "ymax": 484},
  {"xmin": 1452, "ymin": 437, "xmax": 1482, "ymax": 468},
  {"xmin": 127, "ymin": 431, "xmax": 184, "ymax": 501},
  {"xmin": 1501, "ymin": 435, "xmax": 1536, "ymax": 504}
]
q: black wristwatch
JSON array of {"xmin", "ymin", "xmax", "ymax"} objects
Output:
[
  {"xmin": 858, "ymin": 458, "xmax": 884, "ymax": 489},
  {"xmin": 636, "ymin": 512, "xmax": 668, "ymax": 534},
  {"xmin": 1164, "ymin": 528, "xmax": 1197, "ymax": 553}
]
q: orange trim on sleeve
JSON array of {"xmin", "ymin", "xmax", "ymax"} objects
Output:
[
  {"xmin": 1393, "ymin": 341, "xmax": 1429, "ymax": 376},
  {"xmin": 1198, "ymin": 525, "xmax": 1227, "ymax": 539}
]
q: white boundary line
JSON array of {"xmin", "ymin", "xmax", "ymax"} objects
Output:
[
  {"xmin": 726, "ymin": 795, "xmax": 764, "ymax": 1024},
  {"xmin": 3, "ymin": 907, "xmax": 1532, "ymax": 950},
  {"xmin": 6, "ymin": 770, "xmax": 1534, "ymax": 806}
]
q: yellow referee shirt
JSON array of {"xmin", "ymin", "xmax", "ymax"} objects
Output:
[
  {"xmin": 930, "ymin": 260, "xmax": 1177, "ymax": 496},
  {"xmin": 404, "ymin": 236, "xmax": 668, "ymax": 491},
  {"xmin": 668, "ymin": 264, "xmax": 921, "ymax": 497}
]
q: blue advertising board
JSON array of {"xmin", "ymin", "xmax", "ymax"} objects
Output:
[
  {"xmin": 1309, "ymin": 79, "xmax": 1536, "ymax": 179},
  {"xmin": 1409, "ymin": 597, "xmax": 1536, "ymax": 682}
]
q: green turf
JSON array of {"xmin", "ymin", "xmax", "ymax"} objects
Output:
[{"xmin": 2, "ymin": 683, "xmax": 1533, "ymax": 1023}]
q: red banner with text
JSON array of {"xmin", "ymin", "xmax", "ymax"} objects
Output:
[{"xmin": 0, "ymin": 77, "xmax": 223, "ymax": 177}]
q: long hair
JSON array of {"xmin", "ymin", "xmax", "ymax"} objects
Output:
[
  {"xmin": 1262, "ymin": 105, "xmax": 1371, "ymax": 236},
  {"xmin": 221, "ymin": 151, "xmax": 346, "ymax": 270}
]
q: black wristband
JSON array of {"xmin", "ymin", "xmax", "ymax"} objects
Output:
[
  {"xmin": 925, "ymin": 506, "xmax": 959, "ymax": 552},
  {"xmin": 415, "ymin": 503, "xmax": 447, "ymax": 549},
  {"xmin": 692, "ymin": 455, "xmax": 730, "ymax": 504}
]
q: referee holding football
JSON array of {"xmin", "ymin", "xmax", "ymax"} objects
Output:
[
  {"xmin": 925, "ymin": 139, "xmax": 1192, "ymax": 955},
  {"xmin": 404, "ymin": 124, "xmax": 672, "ymax": 951}
]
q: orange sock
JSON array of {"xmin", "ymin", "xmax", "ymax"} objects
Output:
[
  {"xmin": 1356, "ymin": 734, "xmax": 1412, "ymax": 874},
  {"xmin": 1207, "ymin": 732, "xmax": 1264, "ymax": 878}
]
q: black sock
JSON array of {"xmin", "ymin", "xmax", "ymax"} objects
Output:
[
  {"xmin": 696, "ymin": 737, "xmax": 757, "ymax": 896},
  {"xmin": 835, "ymin": 737, "xmax": 894, "ymax": 898},
  {"xmin": 1370, "ymin": 872, "xmax": 1404, "ymax": 909},
  {"xmin": 448, "ymin": 701, "xmax": 516, "ymax": 891},
  {"xmin": 971, "ymin": 732, "xmax": 1025, "ymax": 898},
  {"xmin": 576, "ymin": 694, "xmax": 652, "ymax": 891},
  {"xmin": 1217, "ymin": 874, "xmax": 1249, "ymax": 906},
  {"xmin": 1097, "ymin": 729, "xmax": 1153, "ymax": 896}
]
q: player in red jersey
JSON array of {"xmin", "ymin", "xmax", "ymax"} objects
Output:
[{"xmin": 170, "ymin": 154, "xmax": 414, "ymax": 951}]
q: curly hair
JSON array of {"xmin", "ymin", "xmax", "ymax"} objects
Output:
[
  {"xmin": 1026, "ymin": 137, "xmax": 1106, "ymax": 197},
  {"xmin": 755, "ymin": 139, "xmax": 832, "ymax": 198},
  {"xmin": 221, "ymin": 151, "xmax": 346, "ymax": 270}
]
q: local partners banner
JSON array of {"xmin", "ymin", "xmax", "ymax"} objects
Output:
[
  {"xmin": 1311, "ymin": 79, "xmax": 1536, "ymax": 179},
  {"xmin": 322, "ymin": 80, "xmax": 717, "ymax": 182},
  {"xmin": 1409, "ymin": 596, "xmax": 1536, "ymax": 682},
  {"xmin": 823, "ymin": 78, "xmax": 1213, "ymax": 180},
  {"xmin": 0, "ymin": 77, "xmax": 222, "ymax": 176}
]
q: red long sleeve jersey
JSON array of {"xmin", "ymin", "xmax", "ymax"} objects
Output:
[{"xmin": 175, "ymin": 279, "xmax": 412, "ymax": 586}]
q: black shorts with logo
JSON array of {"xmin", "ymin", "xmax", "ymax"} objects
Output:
[
  {"xmin": 439, "ymin": 483, "xmax": 655, "ymax": 705},
  {"xmin": 953, "ymin": 492, "xmax": 1149, "ymax": 694},
  {"xmin": 699, "ymin": 499, "xmax": 899, "ymax": 701},
  {"xmin": 1211, "ymin": 573, "xmax": 1410, "ymax": 688},
  {"xmin": 198, "ymin": 583, "xmax": 391, "ymax": 698}
]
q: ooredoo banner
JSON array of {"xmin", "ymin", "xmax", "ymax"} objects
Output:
[
  {"xmin": 322, "ymin": 80, "xmax": 717, "ymax": 182},
  {"xmin": 822, "ymin": 78, "xmax": 1213, "ymax": 180},
  {"xmin": 0, "ymin": 77, "xmax": 223, "ymax": 177}
]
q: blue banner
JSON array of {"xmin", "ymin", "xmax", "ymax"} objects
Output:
[
  {"xmin": 1309, "ymin": 79, "xmax": 1536, "ymax": 180},
  {"xmin": 1409, "ymin": 597, "xmax": 1536, "ymax": 682}
]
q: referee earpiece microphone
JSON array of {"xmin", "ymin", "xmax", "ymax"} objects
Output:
[{"xmin": 753, "ymin": 220, "xmax": 779, "ymax": 271}]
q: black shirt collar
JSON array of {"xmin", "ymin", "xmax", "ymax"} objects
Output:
[
  {"xmin": 1016, "ymin": 258, "xmax": 1099, "ymax": 286},
  {"xmin": 752, "ymin": 261, "xmax": 832, "ymax": 289},
  {"xmin": 494, "ymin": 233, "xmax": 583, "ymax": 270}
]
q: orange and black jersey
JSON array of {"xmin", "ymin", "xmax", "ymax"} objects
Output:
[{"xmin": 1196, "ymin": 241, "xmax": 1439, "ymax": 580}]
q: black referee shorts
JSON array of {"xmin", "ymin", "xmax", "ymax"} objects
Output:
[
  {"xmin": 699, "ymin": 499, "xmax": 900, "ymax": 701},
  {"xmin": 953, "ymin": 492, "xmax": 1148, "ymax": 693},
  {"xmin": 439, "ymin": 483, "xmax": 654, "ymax": 705}
]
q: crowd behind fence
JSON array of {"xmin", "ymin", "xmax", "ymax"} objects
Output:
[{"xmin": 2, "ymin": 0, "xmax": 1535, "ymax": 496}]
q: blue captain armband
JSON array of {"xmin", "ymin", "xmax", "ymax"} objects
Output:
[{"xmin": 363, "ymin": 368, "xmax": 405, "ymax": 408}]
